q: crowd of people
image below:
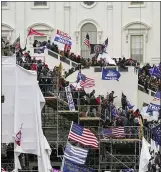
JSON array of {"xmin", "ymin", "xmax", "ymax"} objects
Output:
[
  {"xmin": 148, "ymin": 150, "xmax": 161, "ymax": 172},
  {"xmin": 2, "ymin": 38, "xmax": 161, "ymax": 172},
  {"xmin": 138, "ymin": 63, "xmax": 161, "ymax": 93},
  {"xmin": 33, "ymin": 39, "xmax": 138, "ymax": 67},
  {"xmin": 33, "ymin": 39, "xmax": 161, "ymax": 94},
  {"xmin": 1, "ymin": 38, "xmax": 14, "ymax": 56}
]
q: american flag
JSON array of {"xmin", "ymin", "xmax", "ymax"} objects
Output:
[
  {"xmin": 64, "ymin": 142, "xmax": 88, "ymax": 164},
  {"xmin": 68, "ymin": 122, "xmax": 98, "ymax": 148},
  {"xmin": 77, "ymin": 71, "xmax": 95, "ymax": 88},
  {"xmin": 83, "ymin": 33, "xmax": 90, "ymax": 48},
  {"xmin": 102, "ymin": 127, "xmax": 125, "ymax": 139},
  {"xmin": 80, "ymin": 76, "xmax": 95, "ymax": 88},
  {"xmin": 112, "ymin": 127, "xmax": 125, "ymax": 138}
]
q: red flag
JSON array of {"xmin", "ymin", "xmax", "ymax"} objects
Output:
[
  {"xmin": 15, "ymin": 130, "xmax": 22, "ymax": 146},
  {"xmin": 27, "ymin": 28, "xmax": 44, "ymax": 37},
  {"xmin": 15, "ymin": 123, "xmax": 23, "ymax": 146}
]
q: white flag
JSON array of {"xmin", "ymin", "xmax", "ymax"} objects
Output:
[{"xmin": 139, "ymin": 137, "xmax": 151, "ymax": 172}]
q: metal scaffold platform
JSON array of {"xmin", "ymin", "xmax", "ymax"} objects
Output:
[{"xmin": 1, "ymin": 76, "xmax": 151, "ymax": 172}]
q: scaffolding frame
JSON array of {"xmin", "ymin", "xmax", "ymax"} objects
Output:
[{"xmin": 1, "ymin": 76, "xmax": 151, "ymax": 172}]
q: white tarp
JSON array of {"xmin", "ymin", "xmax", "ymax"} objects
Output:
[
  {"xmin": 139, "ymin": 137, "xmax": 151, "ymax": 172},
  {"xmin": 2, "ymin": 56, "xmax": 16, "ymax": 143},
  {"xmin": 2, "ymin": 56, "xmax": 52, "ymax": 172}
]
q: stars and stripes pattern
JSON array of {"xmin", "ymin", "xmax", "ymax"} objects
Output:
[
  {"xmin": 83, "ymin": 33, "xmax": 90, "ymax": 48},
  {"xmin": 64, "ymin": 142, "xmax": 88, "ymax": 164},
  {"xmin": 68, "ymin": 122, "xmax": 98, "ymax": 148},
  {"xmin": 102, "ymin": 127, "xmax": 125, "ymax": 139},
  {"xmin": 112, "ymin": 127, "xmax": 125, "ymax": 138},
  {"xmin": 80, "ymin": 76, "xmax": 95, "ymax": 88},
  {"xmin": 77, "ymin": 71, "xmax": 95, "ymax": 88}
]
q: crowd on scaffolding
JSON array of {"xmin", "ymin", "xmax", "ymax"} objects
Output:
[{"xmin": 2, "ymin": 36, "xmax": 161, "ymax": 172}]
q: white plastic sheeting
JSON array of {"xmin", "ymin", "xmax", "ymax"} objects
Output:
[
  {"xmin": 2, "ymin": 56, "xmax": 52, "ymax": 172},
  {"xmin": 2, "ymin": 56, "xmax": 16, "ymax": 143}
]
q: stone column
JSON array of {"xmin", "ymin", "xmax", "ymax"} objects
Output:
[
  {"xmin": 15, "ymin": 2, "xmax": 25, "ymax": 48},
  {"xmin": 64, "ymin": 2, "xmax": 71, "ymax": 34},
  {"xmin": 107, "ymin": 2, "xmax": 113, "ymax": 56}
]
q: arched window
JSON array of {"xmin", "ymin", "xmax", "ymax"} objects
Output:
[
  {"xmin": 81, "ymin": 23, "xmax": 97, "ymax": 58},
  {"xmin": 2, "ymin": 23, "xmax": 13, "ymax": 43}
]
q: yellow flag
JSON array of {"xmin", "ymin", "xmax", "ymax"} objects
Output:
[{"xmin": 58, "ymin": 62, "xmax": 62, "ymax": 76}]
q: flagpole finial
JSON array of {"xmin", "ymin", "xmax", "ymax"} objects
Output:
[{"xmin": 20, "ymin": 123, "xmax": 23, "ymax": 129}]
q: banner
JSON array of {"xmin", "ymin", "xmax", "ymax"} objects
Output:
[
  {"xmin": 65, "ymin": 86, "xmax": 75, "ymax": 111},
  {"xmin": 54, "ymin": 30, "xmax": 72, "ymax": 46},
  {"xmin": 147, "ymin": 103, "xmax": 161, "ymax": 112},
  {"xmin": 102, "ymin": 68, "xmax": 121, "ymax": 81},
  {"xmin": 147, "ymin": 91, "xmax": 161, "ymax": 112},
  {"xmin": 63, "ymin": 159, "xmax": 94, "ymax": 172}
]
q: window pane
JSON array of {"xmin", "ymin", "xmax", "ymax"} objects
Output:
[
  {"xmin": 34, "ymin": 36, "xmax": 47, "ymax": 42},
  {"xmin": 130, "ymin": 1, "xmax": 144, "ymax": 5},
  {"xmin": 81, "ymin": 23, "xmax": 97, "ymax": 58},
  {"xmin": 131, "ymin": 35, "xmax": 143, "ymax": 63},
  {"xmin": 2, "ymin": 1, "xmax": 7, "ymax": 6},
  {"xmin": 34, "ymin": 1, "xmax": 47, "ymax": 6},
  {"xmin": 83, "ymin": 1, "xmax": 95, "ymax": 6}
]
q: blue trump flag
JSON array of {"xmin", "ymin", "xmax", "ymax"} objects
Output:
[
  {"xmin": 151, "ymin": 124, "xmax": 161, "ymax": 146},
  {"xmin": 148, "ymin": 66, "xmax": 161, "ymax": 78},
  {"xmin": 147, "ymin": 91, "xmax": 161, "ymax": 112},
  {"xmin": 127, "ymin": 101, "xmax": 134, "ymax": 110},
  {"xmin": 102, "ymin": 68, "xmax": 121, "ymax": 81},
  {"xmin": 63, "ymin": 159, "xmax": 94, "ymax": 172}
]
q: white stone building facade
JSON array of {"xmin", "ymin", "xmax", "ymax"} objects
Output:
[{"xmin": 2, "ymin": 1, "xmax": 160, "ymax": 64}]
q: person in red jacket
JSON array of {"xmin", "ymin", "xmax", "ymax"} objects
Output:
[
  {"xmin": 96, "ymin": 96, "xmax": 101, "ymax": 105},
  {"xmin": 30, "ymin": 63, "xmax": 37, "ymax": 70}
]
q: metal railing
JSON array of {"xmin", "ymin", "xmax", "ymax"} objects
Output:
[
  {"xmin": 138, "ymin": 84, "xmax": 156, "ymax": 96},
  {"xmin": 100, "ymin": 126, "xmax": 149, "ymax": 140}
]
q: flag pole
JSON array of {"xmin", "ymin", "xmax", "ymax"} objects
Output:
[{"xmin": 60, "ymin": 121, "xmax": 73, "ymax": 171}]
